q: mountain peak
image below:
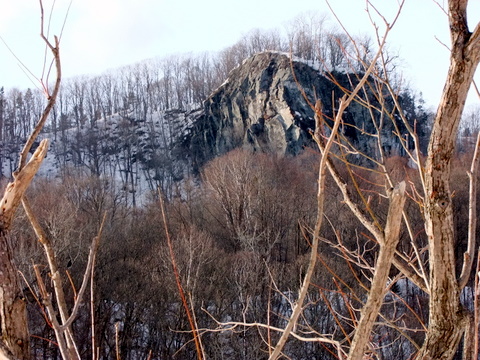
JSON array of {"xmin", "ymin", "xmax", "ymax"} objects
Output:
[{"xmin": 178, "ymin": 51, "xmax": 336, "ymax": 172}]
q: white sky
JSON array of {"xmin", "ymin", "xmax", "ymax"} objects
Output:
[{"xmin": 0, "ymin": 0, "xmax": 479, "ymax": 109}]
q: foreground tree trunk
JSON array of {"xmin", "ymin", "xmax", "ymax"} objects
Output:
[
  {"xmin": 0, "ymin": 235, "xmax": 29, "ymax": 359},
  {"xmin": 418, "ymin": 1, "xmax": 480, "ymax": 358},
  {"xmin": 0, "ymin": 141, "xmax": 49, "ymax": 359},
  {"xmin": 0, "ymin": 7, "xmax": 61, "ymax": 356}
]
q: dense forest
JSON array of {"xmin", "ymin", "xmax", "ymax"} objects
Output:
[
  {"xmin": 11, "ymin": 150, "xmax": 480, "ymax": 359},
  {"xmin": 1, "ymin": 6, "xmax": 480, "ymax": 360}
]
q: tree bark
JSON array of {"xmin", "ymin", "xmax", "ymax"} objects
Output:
[
  {"xmin": 0, "ymin": 232, "xmax": 29, "ymax": 360},
  {"xmin": 418, "ymin": 1, "xmax": 480, "ymax": 358}
]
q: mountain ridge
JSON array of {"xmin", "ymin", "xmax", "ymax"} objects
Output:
[{"xmin": 2, "ymin": 51, "xmax": 426, "ymax": 203}]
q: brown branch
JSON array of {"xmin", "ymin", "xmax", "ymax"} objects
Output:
[
  {"xmin": 416, "ymin": 0, "xmax": 480, "ymax": 357},
  {"xmin": 0, "ymin": 2, "xmax": 63, "ymax": 358},
  {"xmin": 18, "ymin": 1, "xmax": 62, "ymax": 172},
  {"xmin": 0, "ymin": 139, "xmax": 49, "ymax": 230},
  {"xmin": 200, "ymin": 311, "xmax": 346, "ymax": 359},
  {"xmin": 269, "ymin": 97, "xmax": 343, "ymax": 360},
  {"xmin": 22, "ymin": 197, "xmax": 80, "ymax": 359},
  {"xmin": 91, "ymin": 237, "xmax": 98, "ymax": 360},
  {"xmin": 33, "ymin": 265, "xmax": 70, "ymax": 359},
  {"xmin": 473, "ymin": 249, "xmax": 480, "ymax": 360},
  {"xmin": 316, "ymin": 100, "xmax": 429, "ymax": 293},
  {"xmin": 159, "ymin": 192, "xmax": 203, "ymax": 360},
  {"xmin": 270, "ymin": 26, "xmax": 404, "ymax": 352},
  {"xmin": 324, "ymin": 158, "xmax": 383, "ymax": 241},
  {"xmin": 60, "ymin": 214, "xmax": 105, "ymax": 331},
  {"xmin": 17, "ymin": 33, "xmax": 61, "ymax": 171},
  {"xmin": 347, "ymin": 181, "xmax": 406, "ymax": 360},
  {"xmin": 459, "ymin": 132, "xmax": 480, "ymax": 288},
  {"xmin": 25, "ymin": 205, "xmax": 105, "ymax": 358}
]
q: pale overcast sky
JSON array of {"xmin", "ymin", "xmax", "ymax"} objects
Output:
[{"xmin": 0, "ymin": 0, "xmax": 479, "ymax": 109}]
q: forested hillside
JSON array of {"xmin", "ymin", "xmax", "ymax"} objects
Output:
[
  {"xmin": 0, "ymin": 25, "xmax": 429, "ymax": 204},
  {"xmin": 1, "ymin": 3, "xmax": 479, "ymax": 360}
]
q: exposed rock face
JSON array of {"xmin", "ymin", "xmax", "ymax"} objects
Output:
[{"xmin": 176, "ymin": 51, "xmax": 343, "ymax": 172}]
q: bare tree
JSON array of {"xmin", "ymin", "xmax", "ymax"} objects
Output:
[
  {"xmin": 301, "ymin": 1, "xmax": 480, "ymax": 358},
  {"xmin": 309, "ymin": 1, "xmax": 480, "ymax": 359},
  {"xmin": 416, "ymin": 1, "xmax": 480, "ymax": 358},
  {"xmin": 0, "ymin": 4, "xmax": 61, "ymax": 358},
  {"xmin": 205, "ymin": 1, "xmax": 479, "ymax": 359}
]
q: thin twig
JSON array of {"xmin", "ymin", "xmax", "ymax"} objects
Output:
[
  {"xmin": 159, "ymin": 191, "xmax": 203, "ymax": 360},
  {"xmin": 60, "ymin": 213, "xmax": 106, "ymax": 331},
  {"xmin": 268, "ymin": 95, "xmax": 344, "ymax": 360},
  {"xmin": 459, "ymin": 131, "xmax": 480, "ymax": 288}
]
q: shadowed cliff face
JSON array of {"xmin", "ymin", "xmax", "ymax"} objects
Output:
[{"xmin": 176, "ymin": 51, "xmax": 344, "ymax": 173}]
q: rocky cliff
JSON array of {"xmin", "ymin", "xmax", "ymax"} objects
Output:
[
  {"xmin": 175, "ymin": 51, "xmax": 345, "ymax": 172},
  {"xmin": 172, "ymin": 51, "xmax": 420, "ymax": 174}
]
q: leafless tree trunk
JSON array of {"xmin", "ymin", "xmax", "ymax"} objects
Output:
[
  {"xmin": 0, "ymin": 3, "xmax": 62, "ymax": 358},
  {"xmin": 268, "ymin": 1, "xmax": 480, "ymax": 359},
  {"xmin": 26, "ymin": 200, "xmax": 105, "ymax": 360},
  {"xmin": 416, "ymin": 1, "xmax": 480, "ymax": 358}
]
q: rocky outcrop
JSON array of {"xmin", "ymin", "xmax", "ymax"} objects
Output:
[
  {"xmin": 175, "ymin": 51, "xmax": 429, "ymax": 174},
  {"xmin": 176, "ymin": 51, "xmax": 344, "ymax": 172}
]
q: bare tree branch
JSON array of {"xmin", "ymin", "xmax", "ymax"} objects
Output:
[
  {"xmin": 417, "ymin": 0, "xmax": 480, "ymax": 357},
  {"xmin": 17, "ymin": 34, "xmax": 61, "ymax": 171},
  {"xmin": 200, "ymin": 312, "xmax": 346, "ymax": 359},
  {"xmin": 347, "ymin": 181, "xmax": 406, "ymax": 360},
  {"xmin": 60, "ymin": 216, "xmax": 105, "ymax": 331},
  {"xmin": 0, "ymin": 2, "xmax": 63, "ymax": 357},
  {"xmin": 268, "ymin": 96, "xmax": 343, "ymax": 360},
  {"xmin": 0, "ymin": 140, "xmax": 48, "ymax": 229},
  {"xmin": 459, "ymin": 132, "xmax": 480, "ymax": 289}
]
